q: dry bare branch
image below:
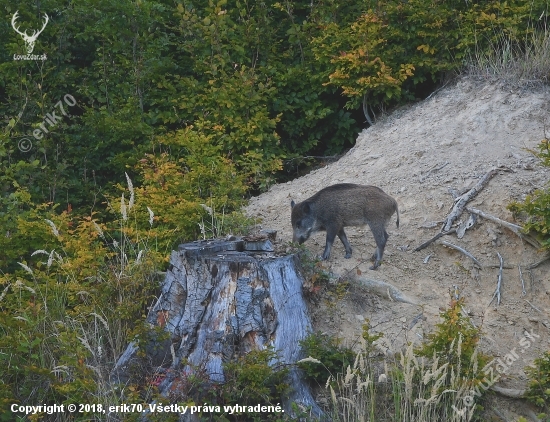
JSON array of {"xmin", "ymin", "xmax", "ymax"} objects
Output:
[
  {"xmin": 439, "ymin": 240, "xmax": 482, "ymax": 267},
  {"xmin": 457, "ymin": 212, "xmax": 477, "ymax": 239},
  {"xmin": 524, "ymin": 299, "xmax": 543, "ymax": 313},
  {"xmin": 527, "ymin": 253, "xmax": 550, "ymax": 270},
  {"xmin": 442, "ymin": 167, "xmax": 508, "ymax": 232},
  {"xmin": 419, "ymin": 161, "xmax": 449, "ymax": 183},
  {"xmin": 362, "ymin": 92, "xmax": 374, "ymax": 126},
  {"xmin": 347, "ymin": 274, "xmax": 418, "ymax": 305},
  {"xmin": 491, "ymin": 407, "xmax": 511, "ymax": 422},
  {"xmin": 490, "ymin": 385, "xmax": 525, "ymax": 398},
  {"xmin": 489, "ymin": 252, "xmax": 504, "ymax": 306},
  {"xmin": 466, "ymin": 207, "xmax": 541, "ymax": 249},
  {"xmin": 485, "ymin": 264, "xmax": 513, "ymax": 269},
  {"xmin": 518, "ymin": 264, "xmax": 526, "ymax": 296},
  {"xmin": 414, "ymin": 229, "xmax": 456, "ymax": 252}
]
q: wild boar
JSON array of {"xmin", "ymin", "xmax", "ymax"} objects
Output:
[{"xmin": 290, "ymin": 184, "xmax": 399, "ymax": 269}]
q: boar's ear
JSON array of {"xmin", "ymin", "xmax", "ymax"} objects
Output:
[
  {"xmin": 303, "ymin": 202, "xmax": 311, "ymax": 214},
  {"xmin": 290, "ymin": 200, "xmax": 295, "ymax": 209}
]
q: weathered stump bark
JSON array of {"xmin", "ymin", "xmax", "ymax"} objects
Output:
[{"xmin": 112, "ymin": 238, "xmax": 323, "ymax": 418}]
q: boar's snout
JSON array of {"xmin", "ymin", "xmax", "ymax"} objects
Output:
[
  {"xmin": 292, "ymin": 233, "xmax": 304, "ymax": 244},
  {"xmin": 292, "ymin": 230, "xmax": 308, "ymax": 244}
]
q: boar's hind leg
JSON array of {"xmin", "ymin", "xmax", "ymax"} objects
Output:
[
  {"xmin": 369, "ymin": 225, "xmax": 387, "ymax": 270},
  {"xmin": 321, "ymin": 228, "xmax": 338, "ymax": 260},
  {"xmin": 337, "ymin": 228, "xmax": 353, "ymax": 258}
]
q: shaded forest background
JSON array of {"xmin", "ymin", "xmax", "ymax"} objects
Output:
[
  {"xmin": 3, "ymin": 0, "xmax": 549, "ymax": 261},
  {"xmin": 1, "ymin": 0, "xmax": 550, "ymax": 418}
]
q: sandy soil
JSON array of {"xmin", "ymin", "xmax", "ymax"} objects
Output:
[{"xmin": 245, "ymin": 77, "xmax": 550, "ymax": 420}]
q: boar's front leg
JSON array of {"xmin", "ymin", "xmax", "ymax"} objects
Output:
[
  {"xmin": 337, "ymin": 228, "xmax": 353, "ymax": 258},
  {"xmin": 321, "ymin": 227, "xmax": 338, "ymax": 260}
]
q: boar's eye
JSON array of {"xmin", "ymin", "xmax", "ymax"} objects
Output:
[{"xmin": 295, "ymin": 221, "xmax": 301, "ymax": 228}]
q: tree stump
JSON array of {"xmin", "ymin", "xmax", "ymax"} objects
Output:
[{"xmin": 112, "ymin": 237, "xmax": 323, "ymax": 418}]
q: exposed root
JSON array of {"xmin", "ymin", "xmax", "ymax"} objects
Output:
[{"xmin": 345, "ymin": 274, "xmax": 419, "ymax": 305}]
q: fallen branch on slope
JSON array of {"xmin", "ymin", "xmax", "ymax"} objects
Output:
[
  {"xmin": 488, "ymin": 252, "xmax": 504, "ymax": 306},
  {"xmin": 414, "ymin": 229, "xmax": 456, "ymax": 252},
  {"xmin": 524, "ymin": 299, "xmax": 542, "ymax": 313},
  {"xmin": 485, "ymin": 264, "xmax": 513, "ymax": 269},
  {"xmin": 518, "ymin": 264, "xmax": 526, "ymax": 296},
  {"xmin": 466, "ymin": 207, "xmax": 541, "ymax": 249},
  {"xmin": 439, "ymin": 240, "xmax": 482, "ymax": 267},
  {"xmin": 527, "ymin": 253, "xmax": 550, "ymax": 269},
  {"xmin": 491, "ymin": 407, "xmax": 511, "ymax": 422},
  {"xmin": 346, "ymin": 274, "xmax": 418, "ymax": 305},
  {"xmin": 419, "ymin": 161, "xmax": 449, "ymax": 183},
  {"xmin": 490, "ymin": 385, "xmax": 525, "ymax": 399},
  {"xmin": 442, "ymin": 167, "xmax": 509, "ymax": 232}
]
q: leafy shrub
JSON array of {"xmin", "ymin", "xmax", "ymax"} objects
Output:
[
  {"xmin": 311, "ymin": 12, "xmax": 416, "ymax": 108},
  {"xmin": 0, "ymin": 187, "xmax": 56, "ymax": 273},
  {"xmin": 167, "ymin": 348, "xmax": 291, "ymax": 422},
  {"xmin": 325, "ymin": 299, "xmax": 492, "ymax": 422},
  {"xmin": 310, "ymin": 0, "xmax": 550, "ymax": 115},
  {"xmin": 220, "ymin": 348, "xmax": 290, "ymax": 408},
  {"xmin": 119, "ymin": 126, "xmax": 250, "ymax": 254},
  {"xmin": 508, "ymin": 138, "xmax": 550, "ymax": 250},
  {"xmin": 298, "ymin": 332, "xmax": 355, "ymax": 386},
  {"xmin": 416, "ymin": 298, "xmax": 489, "ymax": 385},
  {"xmin": 0, "ymin": 181, "xmax": 163, "ymax": 417},
  {"xmin": 525, "ymin": 351, "xmax": 550, "ymax": 414},
  {"xmin": 410, "ymin": 299, "xmax": 492, "ymax": 420}
]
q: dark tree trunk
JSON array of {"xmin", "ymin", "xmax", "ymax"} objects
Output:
[{"xmin": 112, "ymin": 237, "xmax": 323, "ymax": 419}]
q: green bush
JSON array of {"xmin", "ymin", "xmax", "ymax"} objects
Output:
[
  {"xmin": 416, "ymin": 298, "xmax": 489, "ymax": 385},
  {"xmin": 129, "ymin": 126, "xmax": 249, "ymax": 253},
  {"xmin": 2, "ymin": 0, "xmax": 549, "ymax": 222},
  {"xmin": 310, "ymin": 0, "xmax": 550, "ymax": 114},
  {"xmin": 411, "ymin": 298, "xmax": 491, "ymax": 420},
  {"xmin": 0, "ymin": 182, "xmax": 163, "ymax": 417},
  {"xmin": 298, "ymin": 332, "xmax": 355, "ymax": 386},
  {"xmin": 168, "ymin": 348, "xmax": 291, "ymax": 422},
  {"xmin": 525, "ymin": 351, "xmax": 550, "ymax": 414},
  {"xmin": 508, "ymin": 139, "xmax": 550, "ymax": 250},
  {"xmin": 325, "ymin": 299, "xmax": 492, "ymax": 422},
  {"xmin": 220, "ymin": 348, "xmax": 290, "ymax": 408}
]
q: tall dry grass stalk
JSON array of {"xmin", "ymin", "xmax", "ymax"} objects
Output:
[
  {"xmin": 328, "ymin": 336, "xmax": 482, "ymax": 422},
  {"xmin": 7, "ymin": 174, "xmax": 163, "ymax": 420},
  {"xmin": 466, "ymin": 27, "xmax": 550, "ymax": 86}
]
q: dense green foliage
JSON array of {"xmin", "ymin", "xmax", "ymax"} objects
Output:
[
  {"xmin": 525, "ymin": 350, "xmax": 550, "ymax": 415},
  {"xmin": 2, "ymin": 0, "xmax": 549, "ymax": 255},
  {"xmin": 416, "ymin": 298, "xmax": 489, "ymax": 384},
  {"xmin": 217, "ymin": 348, "xmax": 290, "ymax": 417},
  {"xmin": 508, "ymin": 138, "xmax": 550, "ymax": 250},
  {"xmin": 2, "ymin": 0, "xmax": 548, "ymax": 190},
  {"xmin": 147, "ymin": 348, "xmax": 291, "ymax": 422},
  {"xmin": 0, "ymin": 204, "xmax": 164, "ymax": 418},
  {"xmin": 298, "ymin": 331, "xmax": 356, "ymax": 385}
]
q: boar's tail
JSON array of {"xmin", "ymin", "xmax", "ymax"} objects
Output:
[{"xmin": 395, "ymin": 201, "xmax": 400, "ymax": 228}]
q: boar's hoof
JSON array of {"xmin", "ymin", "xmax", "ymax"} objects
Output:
[
  {"xmin": 344, "ymin": 252, "xmax": 352, "ymax": 259},
  {"xmin": 369, "ymin": 262, "xmax": 381, "ymax": 270}
]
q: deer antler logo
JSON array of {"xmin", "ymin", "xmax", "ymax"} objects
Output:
[{"xmin": 11, "ymin": 11, "xmax": 49, "ymax": 54}]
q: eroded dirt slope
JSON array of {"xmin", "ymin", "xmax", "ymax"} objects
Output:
[{"xmin": 245, "ymin": 77, "xmax": 550, "ymax": 419}]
